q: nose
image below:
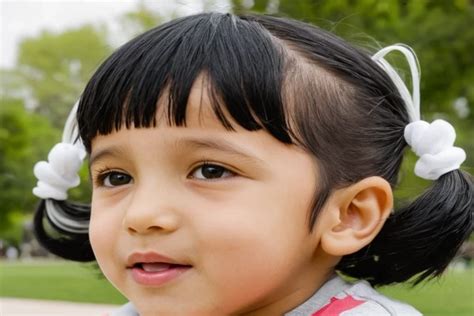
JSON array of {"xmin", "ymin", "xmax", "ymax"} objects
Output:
[{"xmin": 122, "ymin": 182, "xmax": 181, "ymax": 234}]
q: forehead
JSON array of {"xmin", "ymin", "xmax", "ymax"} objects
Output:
[{"xmin": 154, "ymin": 75, "xmax": 243, "ymax": 132}]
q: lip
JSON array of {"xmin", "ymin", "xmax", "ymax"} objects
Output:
[
  {"xmin": 126, "ymin": 251, "xmax": 185, "ymax": 267},
  {"xmin": 126, "ymin": 251, "xmax": 192, "ymax": 286}
]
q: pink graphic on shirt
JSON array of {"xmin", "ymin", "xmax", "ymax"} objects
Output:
[{"xmin": 311, "ymin": 295, "xmax": 366, "ymax": 316}]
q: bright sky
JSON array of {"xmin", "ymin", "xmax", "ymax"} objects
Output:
[{"xmin": 0, "ymin": 0, "xmax": 230, "ymax": 69}]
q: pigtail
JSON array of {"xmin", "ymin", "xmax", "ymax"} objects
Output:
[
  {"xmin": 32, "ymin": 101, "xmax": 95, "ymax": 262},
  {"xmin": 34, "ymin": 200, "xmax": 94, "ymax": 261},
  {"xmin": 337, "ymin": 169, "xmax": 473, "ymax": 286},
  {"xmin": 336, "ymin": 45, "xmax": 473, "ymax": 286}
]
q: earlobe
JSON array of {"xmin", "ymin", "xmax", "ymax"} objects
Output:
[{"xmin": 320, "ymin": 177, "xmax": 393, "ymax": 256}]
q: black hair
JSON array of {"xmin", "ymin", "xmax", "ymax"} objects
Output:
[{"xmin": 34, "ymin": 12, "xmax": 473, "ymax": 286}]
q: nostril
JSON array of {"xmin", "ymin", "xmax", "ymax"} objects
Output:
[
  {"xmin": 127, "ymin": 226, "xmax": 139, "ymax": 234},
  {"xmin": 123, "ymin": 209, "xmax": 181, "ymax": 234}
]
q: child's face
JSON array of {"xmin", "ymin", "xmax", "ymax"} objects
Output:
[{"xmin": 89, "ymin": 79, "xmax": 328, "ymax": 315}]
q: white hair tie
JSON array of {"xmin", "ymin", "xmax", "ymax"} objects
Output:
[
  {"xmin": 33, "ymin": 142, "xmax": 86, "ymax": 200},
  {"xmin": 372, "ymin": 44, "xmax": 466, "ymax": 180},
  {"xmin": 404, "ymin": 119, "xmax": 466, "ymax": 180},
  {"xmin": 33, "ymin": 101, "xmax": 86, "ymax": 200}
]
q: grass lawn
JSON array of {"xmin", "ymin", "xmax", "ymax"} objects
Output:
[
  {"xmin": 378, "ymin": 268, "xmax": 474, "ymax": 316},
  {"xmin": 1, "ymin": 260, "xmax": 473, "ymax": 315},
  {"xmin": 0, "ymin": 260, "xmax": 126, "ymax": 305}
]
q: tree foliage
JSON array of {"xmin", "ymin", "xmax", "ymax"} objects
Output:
[
  {"xmin": 119, "ymin": 1, "xmax": 168, "ymax": 36},
  {"xmin": 0, "ymin": 24, "xmax": 110, "ymax": 243},
  {"xmin": 0, "ymin": 98, "xmax": 59, "ymax": 230},
  {"xmin": 12, "ymin": 25, "xmax": 111, "ymax": 127}
]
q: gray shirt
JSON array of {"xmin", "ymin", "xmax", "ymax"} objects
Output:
[{"xmin": 110, "ymin": 275, "xmax": 422, "ymax": 316}]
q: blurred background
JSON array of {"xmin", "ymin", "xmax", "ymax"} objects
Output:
[{"xmin": 0, "ymin": 0, "xmax": 473, "ymax": 315}]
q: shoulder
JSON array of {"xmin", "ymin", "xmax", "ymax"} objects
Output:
[{"xmin": 337, "ymin": 280, "xmax": 422, "ymax": 316}]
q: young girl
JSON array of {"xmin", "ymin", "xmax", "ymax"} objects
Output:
[{"xmin": 32, "ymin": 12, "xmax": 472, "ymax": 316}]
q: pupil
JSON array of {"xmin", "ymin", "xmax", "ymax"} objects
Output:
[
  {"xmin": 110, "ymin": 173, "xmax": 130, "ymax": 185},
  {"xmin": 202, "ymin": 165, "xmax": 224, "ymax": 179}
]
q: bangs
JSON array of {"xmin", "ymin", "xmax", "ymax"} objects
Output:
[{"xmin": 77, "ymin": 12, "xmax": 294, "ymax": 151}]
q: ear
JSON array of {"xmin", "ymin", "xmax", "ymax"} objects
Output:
[{"xmin": 319, "ymin": 176, "xmax": 393, "ymax": 256}]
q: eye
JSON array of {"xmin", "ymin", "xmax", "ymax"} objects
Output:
[
  {"xmin": 189, "ymin": 162, "xmax": 235, "ymax": 180},
  {"xmin": 99, "ymin": 171, "xmax": 133, "ymax": 187}
]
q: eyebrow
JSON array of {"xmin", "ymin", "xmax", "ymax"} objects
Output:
[
  {"xmin": 173, "ymin": 137, "xmax": 265, "ymax": 164},
  {"xmin": 89, "ymin": 137, "xmax": 265, "ymax": 167},
  {"xmin": 89, "ymin": 146, "xmax": 128, "ymax": 168}
]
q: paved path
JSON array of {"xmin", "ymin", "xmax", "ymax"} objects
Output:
[{"xmin": 0, "ymin": 297, "xmax": 121, "ymax": 316}]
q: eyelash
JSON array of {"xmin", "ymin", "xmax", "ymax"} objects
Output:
[
  {"xmin": 189, "ymin": 161, "xmax": 236, "ymax": 181},
  {"xmin": 93, "ymin": 162, "xmax": 236, "ymax": 188},
  {"xmin": 93, "ymin": 167, "xmax": 127, "ymax": 188}
]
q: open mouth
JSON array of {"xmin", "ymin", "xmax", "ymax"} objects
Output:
[
  {"xmin": 126, "ymin": 251, "xmax": 192, "ymax": 286},
  {"xmin": 132, "ymin": 262, "xmax": 192, "ymax": 272},
  {"xmin": 129, "ymin": 262, "xmax": 192, "ymax": 286}
]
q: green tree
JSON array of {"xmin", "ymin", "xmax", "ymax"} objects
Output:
[
  {"xmin": 10, "ymin": 25, "xmax": 112, "ymax": 127},
  {"xmin": 0, "ymin": 98, "xmax": 59, "ymax": 239},
  {"xmin": 0, "ymin": 25, "xmax": 109, "ymax": 242},
  {"xmin": 119, "ymin": 1, "xmax": 168, "ymax": 36}
]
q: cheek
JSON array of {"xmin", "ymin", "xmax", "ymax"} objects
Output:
[
  {"xmin": 88, "ymin": 209, "xmax": 131, "ymax": 302},
  {"xmin": 197, "ymin": 219, "xmax": 311, "ymax": 314},
  {"xmin": 192, "ymin": 188, "xmax": 313, "ymax": 310},
  {"xmin": 88, "ymin": 202, "xmax": 121, "ymax": 277}
]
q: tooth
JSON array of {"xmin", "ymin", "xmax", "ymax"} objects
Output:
[{"xmin": 141, "ymin": 263, "xmax": 172, "ymax": 272}]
